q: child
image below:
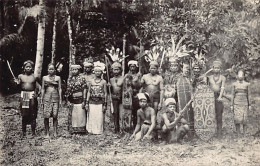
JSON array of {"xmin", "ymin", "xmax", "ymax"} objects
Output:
[
  {"xmin": 41, "ymin": 63, "xmax": 62, "ymax": 138},
  {"xmin": 15, "ymin": 60, "xmax": 39, "ymax": 137},
  {"xmin": 231, "ymin": 69, "xmax": 251, "ymax": 136},
  {"xmin": 158, "ymin": 98, "xmax": 190, "ymax": 143}
]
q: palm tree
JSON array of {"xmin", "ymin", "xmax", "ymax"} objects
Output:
[{"xmin": 34, "ymin": 0, "xmax": 46, "ymax": 78}]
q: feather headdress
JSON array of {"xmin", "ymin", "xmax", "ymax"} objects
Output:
[
  {"xmin": 166, "ymin": 35, "xmax": 192, "ymax": 62},
  {"xmin": 94, "ymin": 61, "xmax": 106, "ymax": 72},
  {"xmin": 192, "ymin": 48, "xmax": 206, "ymax": 69},
  {"xmin": 144, "ymin": 45, "xmax": 163, "ymax": 63},
  {"xmin": 106, "ymin": 46, "xmax": 123, "ymax": 63}
]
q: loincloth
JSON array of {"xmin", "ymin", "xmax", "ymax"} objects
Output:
[{"xmin": 20, "ymin": 91, "xmax": 37, "ymax": 120}]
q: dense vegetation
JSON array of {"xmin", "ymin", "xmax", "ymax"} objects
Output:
[{"xmin": 0, "ymin": 0, "xmax": 260, "ymax": 93}]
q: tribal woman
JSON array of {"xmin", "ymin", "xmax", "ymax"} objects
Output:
[
  {"xmin": 41, "ymin": 63, "xmax": 62, "ymax": 138},
  {"xmin": 66, "ymin": 64, "xmax": 87, "ymax": 134},
  {"xmin": 231, "ymin": 69, "xmax": 251, "ymax": 137},
  {"xmin": 86, "ymin": 62, "xmax": 107, "ymax": 135}
]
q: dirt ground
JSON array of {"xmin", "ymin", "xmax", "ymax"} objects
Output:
[{"xmin": 1, "ymin": 81, "xmax": 260, "ymax": 166}]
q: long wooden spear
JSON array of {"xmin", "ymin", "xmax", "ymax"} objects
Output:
[
  {"xmin": 105, "ymin": 55, "xmax": 114, "ymax": 114},
  {"xmin": 122, "ymin": 34, "xmax": 126, "ymax": 76}
]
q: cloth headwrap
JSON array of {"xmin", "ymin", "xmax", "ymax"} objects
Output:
[
  {"xmin": 71, "ymin": 64, "xmax": 81, "ymax": 69},
  {"xmin": 111, "ymin": 62, "xmax": 122, "ymax": 69},
  {"xmin": 23, "ymin": 60, "xmax": 34, "ymax": 67},
  {"xmin": 150, "ymin": 61, "xmax": 159, "ymax": 67},
  {"xmin": 164, "ymin": 98, "xmax": 176, "ymax": 107},
  {"xmin": 137, "ymin": 93, "xmax": 149, "ymax": 101},
  {"xmin": 83, "ymin": 62, "xmax": 93, "ymax": 67},
  {"xmin": 94, "ymin": 61, "xmax": 105, "ymax": 72},
  {"xmin": 213, "ymin": 60, "xmax": 222, "ymax": 67},
  {"xmin": 128, "ymin": 60, "xmax": 138, "ymax": 67}
]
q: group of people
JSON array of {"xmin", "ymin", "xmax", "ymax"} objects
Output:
[{"xmin": 15, "ymin": 56, "xmax": 252, "ymax": 143}]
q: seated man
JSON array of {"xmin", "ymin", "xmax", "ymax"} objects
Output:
[
  {"xmin": 130, "ymin": 93, "xmax": 156, "ymax": 141},
  {"xmin": 158, "ymin": 98, "xmax": 190, "ymax": 143}
]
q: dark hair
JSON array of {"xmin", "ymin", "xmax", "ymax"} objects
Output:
[
  {"xmin": 22, "ymin": 60, "xmax": 34, "ymax": 73},
  {"xmin": 48, "ymin": 63, "xmax": 55, "ymax": 69}
]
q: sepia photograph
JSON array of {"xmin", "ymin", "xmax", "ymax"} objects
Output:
[{"xmin": 0, "ymin": 0, "xmax": 260, "ymax": 165}]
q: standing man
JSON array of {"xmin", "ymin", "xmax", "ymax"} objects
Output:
[
  {"xmin": 109, "ymin": 62, "xmax": 124, "ymax": 133},
  {"xmin": 208, "ymin": 59, "xmax": 226, "ymax": 138},
  {"xmin": 125, "ymin": 60, "xmax": 142, "ymax": 128},
  {"xmin": 140, "ymin": 61, "xmax": 164, "ymax": 113},
  {"xmin": 15, "ymin": 60, "xmax": 39, "ymax": 138}
]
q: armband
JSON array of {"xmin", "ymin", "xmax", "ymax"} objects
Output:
[{"xmin": 221, "ymin": 87, "xmax": 225, "ymax": 89}]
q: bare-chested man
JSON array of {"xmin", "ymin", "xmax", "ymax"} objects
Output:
[
  {"xmin": 15, "ymin": 60, "xmax": 39, "ymax": 137},
  {"xmin": 140, "ymin": 61, "xmax": 164, "ymax": 113},
  {"xmin": 158, "ymin": 98, "xmax": 190, "ymax": 143},
  {"xmin": 125, "ymin": 60, "xmax": 141, "ymax": 128},
  {"xmin": 208, "ymin": 59, "xmax": 226, "ymax": 137},
  {"xmin": 130, "ymin": 93, "xmax": 156, "ymax": 141},
  {"xmin": 109, "ymin": 62, "xmax": 124, "ymax": 133}
]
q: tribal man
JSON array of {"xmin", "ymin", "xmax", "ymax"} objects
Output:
[
  {"xmin": 130, "ymin": 93, "xmax": 156, "ymax": 141},
  {"xmin": 208, "ymin": 59, "xmax": 226, "ymax": 138},
  {"xmin": 140, "ymin": 61, "xmax": 164, "ymax": 113},
  {"xmin": 163, "ymin": 56, "xmax": 181, "ymax": 101},
  {"xmin": 158, "ymin": 98, "xmax": 190, "ymax": 143},
  {"xmin": 15, "ymin": 60, "xmax": 39, "ymax": 137},
  {"xmin": 109, "ymin": 62, "xmax": 124, "ymax": 133},
  {"xmin": 125, "ymin": 60, "xmax": 141, "ymax": 128}
]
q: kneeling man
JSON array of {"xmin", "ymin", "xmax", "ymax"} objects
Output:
[
  {"xmin": 130, "ymin": 93, "xmax": 156, "ymax": 141},
  {"xmin": 160, "ymin": 98, "xmax": 190, "ymax": 143}
]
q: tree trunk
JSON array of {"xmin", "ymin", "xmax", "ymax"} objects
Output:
[
  {"xmin": 66, "ymin": 0, "xmax": 75, "ymax": 76},
  {"xmin": 51, "ymin": 5, "xmax": 57, "ymax": 64},
  {"xmin": 34, "ymin": 0, "xmax": 45, "ymax": 78},
  {"xmin": 122, "ymin": 34, "xmax": 126, "ymax": 76}
]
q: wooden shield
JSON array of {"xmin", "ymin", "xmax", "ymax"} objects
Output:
[
  {"xmin": 122, "ymin": 78, "xmax": 133, "ymax": 110},
  {"xmin": 194, "ymin": 84, "xmax": 216, "ymax": 141},
  {"xmin": 176, "ymin": 76, "xmax": 192, "ymax": 125}
]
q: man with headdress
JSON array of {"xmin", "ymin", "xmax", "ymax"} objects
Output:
[
  {"xmin": 129, "ymin": 93, "xmax": 156, "ymax": 141},
  {"xmin": 140, "ymin": 60, "xmax": 164, "ymax": 113},
  {"xmin": 109, "ymin": 61, "xmax": 124, "ymax": 133},
  {"xmin": 158, "ymin": 98, "xmax": 190, "ymax": 143},
  {"xmin": 125, "ymin": 60, "xmax": 142, "ymax": 128},
  {"xmin": 163, "ymin": 56, "xmax": 181, "ymax": 101},
  {"xmin": 15, "ymin": 60, "xmax": 39, "ymax": 137},
  {"xmin": 208, "ymin": 59, "xmax": 226, "ymax": 138},
  {"xmin": 66, "ymin": 64, "xmax": 87, "ymax": 134},
  {"xmin": 86, "ymin": 62, "xmax": 107, "ymax": 134}
]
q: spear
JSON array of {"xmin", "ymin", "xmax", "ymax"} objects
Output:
[
  {"xmin": 105, "ymin": 55, "xmax": 114, "ymax": 114},
  {"xmin": 122, "ymin": 34, "xmax": 126, "ymax": 76},
  {"xmin": 7, "ymin": 60, "xmax": 17, "ymax": 80}
]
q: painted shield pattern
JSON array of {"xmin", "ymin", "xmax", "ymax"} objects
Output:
[
  {"xmin": 176, "ymin": 76, "xmax": 193, "ymax": 127},
  {"xmin": 194, "ymin": 84, "xmax": 216, "ymax": 141}
]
